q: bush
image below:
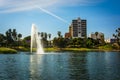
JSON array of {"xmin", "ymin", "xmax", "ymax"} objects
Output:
[{"xmin": 112, "ymin": 43, "xmax": 120, "ymax": 49}]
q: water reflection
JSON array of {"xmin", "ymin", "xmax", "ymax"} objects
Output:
[
  {"xmin": 68, "ymin": 53, "xmax": 89, "ymax": 80},
  {"xmin": 0, "ymin": 52, "xmax": 120, "ymax": 80},
  {"xmin": 29, "ymin": 53, "xmax": 70, "ymax": 80}
]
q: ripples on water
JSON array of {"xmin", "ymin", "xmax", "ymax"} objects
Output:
[{"xmin": 0, "ymin": 52, "xmax": 120, "ymax": 80}]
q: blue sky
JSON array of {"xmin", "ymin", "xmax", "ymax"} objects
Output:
[{"xmin": 0, "ymin": 0, "xmax": 120, "ymax": 39}]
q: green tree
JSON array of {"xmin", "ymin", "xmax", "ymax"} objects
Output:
[
  {"xmin": 100, "ymin": 34, "xmax": 105, "ymax": 45},
  {"xmin": 44, "ymin": 32, "xmax": 47, "ymax": 40},
  {"xmin": 0, "ymin": 33, "xmax": 6, "ymax": 47},
  {"xmin": 86, "ymin": 38, "xmax": 94, "ymax": 48},
  {"xmin": 40, "ymin": 32, "xmax": 44, "ymax": 39},
  {"xmin": 57, "ymin": 31, "xmax": 61, "ymax": 38},
  {"xmin": 18, "ymin": 34, "xmax": 22, "ymax": 40},
  {"xmin": 113, "ymin": 27, "xmax": 120, "ymax": 45},
  {"xmin": 18, "ymin": 33, "xmax": 22, "ymax": 46},
  {"xmin": 95, "ymin": 32, "xmax": 98, "ymax": 39},
  {"xmin": 12, "ymin": 29, "xmax": 17, "ymax": 41},
  {"xmin": 40, "ymin": 32, "xmax": 48, "ymax": 47},
  {"xmin": 48, "ymin": 33, "xmax": 51, "ymax": 40},
  {"xmin": 48, "ymin": 33, "xmax": 51, "ymax": 47},
  {"xmin": 22, "ymin": 36, "xmax": 31, "ymax": 48},
  {"xmin": 5, "ymin": 29, "xmax": 14, "ymax": 47},
  {"xmin": 53, "ymin": 37, "xmax": 67, "ymax": 48}
]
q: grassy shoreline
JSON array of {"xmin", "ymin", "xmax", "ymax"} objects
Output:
[
  {"xmin": 0, "ymin": 47, "xmax": 119, "ymax": 54},
  {"xmin": 44, "ymin": 48, "xmax": 120, "ymax": 52},
  {"xmin": 0, "ymin": 47, "xmax": 17, "ymax": 53}
]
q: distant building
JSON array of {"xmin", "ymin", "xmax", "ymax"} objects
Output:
[
  {"xmin": 110, "ymin": 38, "xmax": 117, "ymax": 43},
  {"xmin": 65, "ymin": 17, "xmax": 87, "ymax": 38},
  {"xmin": 65, "ymin": 33, "xmax": 71, "ymax": 38},
  {"xmin": 90, "ymin": 32, "xmax": 104, "ymax": 40},
  {"xmin": 105, "ymin": 39, "xmax": 110, "ymax": 43},
  {"xmin": 105, "ymin": 38, "xmax": 118, "ymax": 43}
]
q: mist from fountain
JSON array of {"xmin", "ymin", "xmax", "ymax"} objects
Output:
[{"xmin": 31, "ymin": 24, "xmax": 44, "ymax": 54}]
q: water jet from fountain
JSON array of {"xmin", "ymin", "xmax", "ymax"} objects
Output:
[{"xmin": 31, "ymin": 24, "xmax": 44, "ymax": 54}]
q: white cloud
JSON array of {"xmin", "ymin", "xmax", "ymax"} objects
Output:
[
  {"xmin": 0, "ymin": 0, "xmax": 104, "ymax": 13},
  {"xmin": 0, "ymin": 0, "xmax": 58, "ymax": 13}
]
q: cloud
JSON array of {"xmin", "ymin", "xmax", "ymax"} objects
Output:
[
  {"xmin": 0, "ymin": 0, "xmax": 104, "ymax": 13},
  {"xmin": 0, "ymin": 0, "xmax": 58, "ymax": 13}
]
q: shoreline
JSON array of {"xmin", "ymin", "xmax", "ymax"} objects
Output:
[
  {"xmin": 44, "ymin": 48, "xmax": 120, "ymax": 52},
  {"xmin": 0, "ymin": 47, "xmax": 119, "ymax": 54}
]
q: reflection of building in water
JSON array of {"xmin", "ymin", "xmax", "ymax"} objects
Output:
[{"xmin": 68, "ymin": 53, "xmax": 89, "ymax": 79}]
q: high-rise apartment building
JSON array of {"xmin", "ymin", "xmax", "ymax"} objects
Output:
[{"xmin": 65, "ymin": 17, "xmax": 87, "ymax": 38}]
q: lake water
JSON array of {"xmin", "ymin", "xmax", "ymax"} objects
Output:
[{"xmin": 0, "ymin": 51, "xmax": 120, "ymax": 80}]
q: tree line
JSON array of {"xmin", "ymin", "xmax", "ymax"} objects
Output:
[
  {"xmin": 0, "ymin": 29, "xmax": 22, "ymax": 47},
  {"xmin": 0, "ymin": 28, "xmax": 119, "ymax": 49}
]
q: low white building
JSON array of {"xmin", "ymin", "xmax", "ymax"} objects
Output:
[
  {"xmin": 105, "ymin": 39, "xmax": 110, "ymax": 43},
  {"xmin": 90, "ymin": 32, "xmax": 104, "ymax": 40}
]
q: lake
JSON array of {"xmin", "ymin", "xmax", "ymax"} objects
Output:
[{"xmin": 0, "ymin": 51, "xmax": 120, "ymax": 80}]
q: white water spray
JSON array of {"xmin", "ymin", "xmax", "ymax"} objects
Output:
[{"xmin": 31, "ymin": 24, "xmax": 44, "ymax": 54}]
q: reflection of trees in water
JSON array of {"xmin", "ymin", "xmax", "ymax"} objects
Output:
[{"xmin": 68, "ymin": 52, "xmax": 89, "ymax": 80}]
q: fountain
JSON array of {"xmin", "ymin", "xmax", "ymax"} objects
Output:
[{"xmin": 31, "ymin": 24, "xmax": 44, "ymax": 54}]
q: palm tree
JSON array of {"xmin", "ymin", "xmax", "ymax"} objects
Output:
[
  {"xmin": 48, "ymin": 33, "xmax": 51, "ymax": 47},
  {"xmin": 113, "ymin": 27, "xmax": 120, "ymax": 44},
  {"xmin": 100, "ymin": 35, "xmax": 105, "ymax": 45},
  {"xmin": 113, "ymin": 34, "xmax": 116, "ymax": 38},
  {"xmin": 44, "ymin": 32, "xmax": 47, "ymax": 40},
  {"xmin": 8, "ymin": 29, "xmax": 12, "ymax": 34},
  {"xmin": 40, "ymin": 32, "xmax": 44, "ymax": 39},
  {"xmin": 95, "ymin": 32, "xmax": 98, "ymax": 39},
  {"xmin": 12, "ymin": 29, "xmax": 17, "ymax": 41},
  {"xmin": 18, "ymin": 33, "xmax": 22, "ymax": 47},
  {"xmin": 48, "ymin": 33, "xmax": 51, "ymax": 40},
  {"xmin": 18, "ymin": 34, "xmax": 22, "ymax": 40},
  {"xmin": 57, "ymin": 31, "xmax": 61, "ymax": 38}
]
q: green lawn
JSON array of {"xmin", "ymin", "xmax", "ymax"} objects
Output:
[{"xmin": 0, "ymin": 47, "xmax": 17, "ymax": 53}]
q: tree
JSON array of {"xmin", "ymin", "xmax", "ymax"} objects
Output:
[
  {"xmin": 5, "ymin": 29, "xmax": 14, "ymax": 47},
  {"xmin": 18, "ymin": 34, "xmax": 22, "ymax": 46},
  {"xmin": 0, "ymin": 33, "xmax": 5, "ymax": 42},
  {"xmin": 40, "ymin": 32, "xmax": 44, "ymax": 39},
  {"xmin": 48, "ymin": 33, "xmax": 51, "ymax": 47},
  {"xmin": 5, "ymin": 29, "xmax": 22, "ymax": 47},
  {"xmin": 18, "ymin": 34, "xmax": 22, "ymax": 39},
  {"xmin": 86, "ymin": 38, "xmax": 94, "ymax": 48},
  {"xmin": 113, "ymin": 27, "xmax": 120, "ymax": 45},
  {"xmin": 44, "ymin": 32, "xmax": 47, "ymax": 40},
  {"xmin": 12, "ymin": 29, "xmax": 17, "ymax": 41},
  {"xmin": 95, "ymin": 32, "xmax": 98, "ymax": 39},
  {"xmin": 57, "ymin": 31, "xmax": 61, "ymax": 38},
  {"xmin": 100, "ymin": 34, "xmax": 105, "ymax": 45},
  {"xmin": 48, "ymin": 33, "xmax": 51, "ymax": 40},
  {"xmin": 0, "ymin": 33, "xmax": 6, "ymax": 46},
  {"xmin": 22, "ymin": 36, "xmax": 31, "ymax": 47},
  {"xmin": 53, "ymin": 37, "xmax": 67, "ymax": 48}
]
